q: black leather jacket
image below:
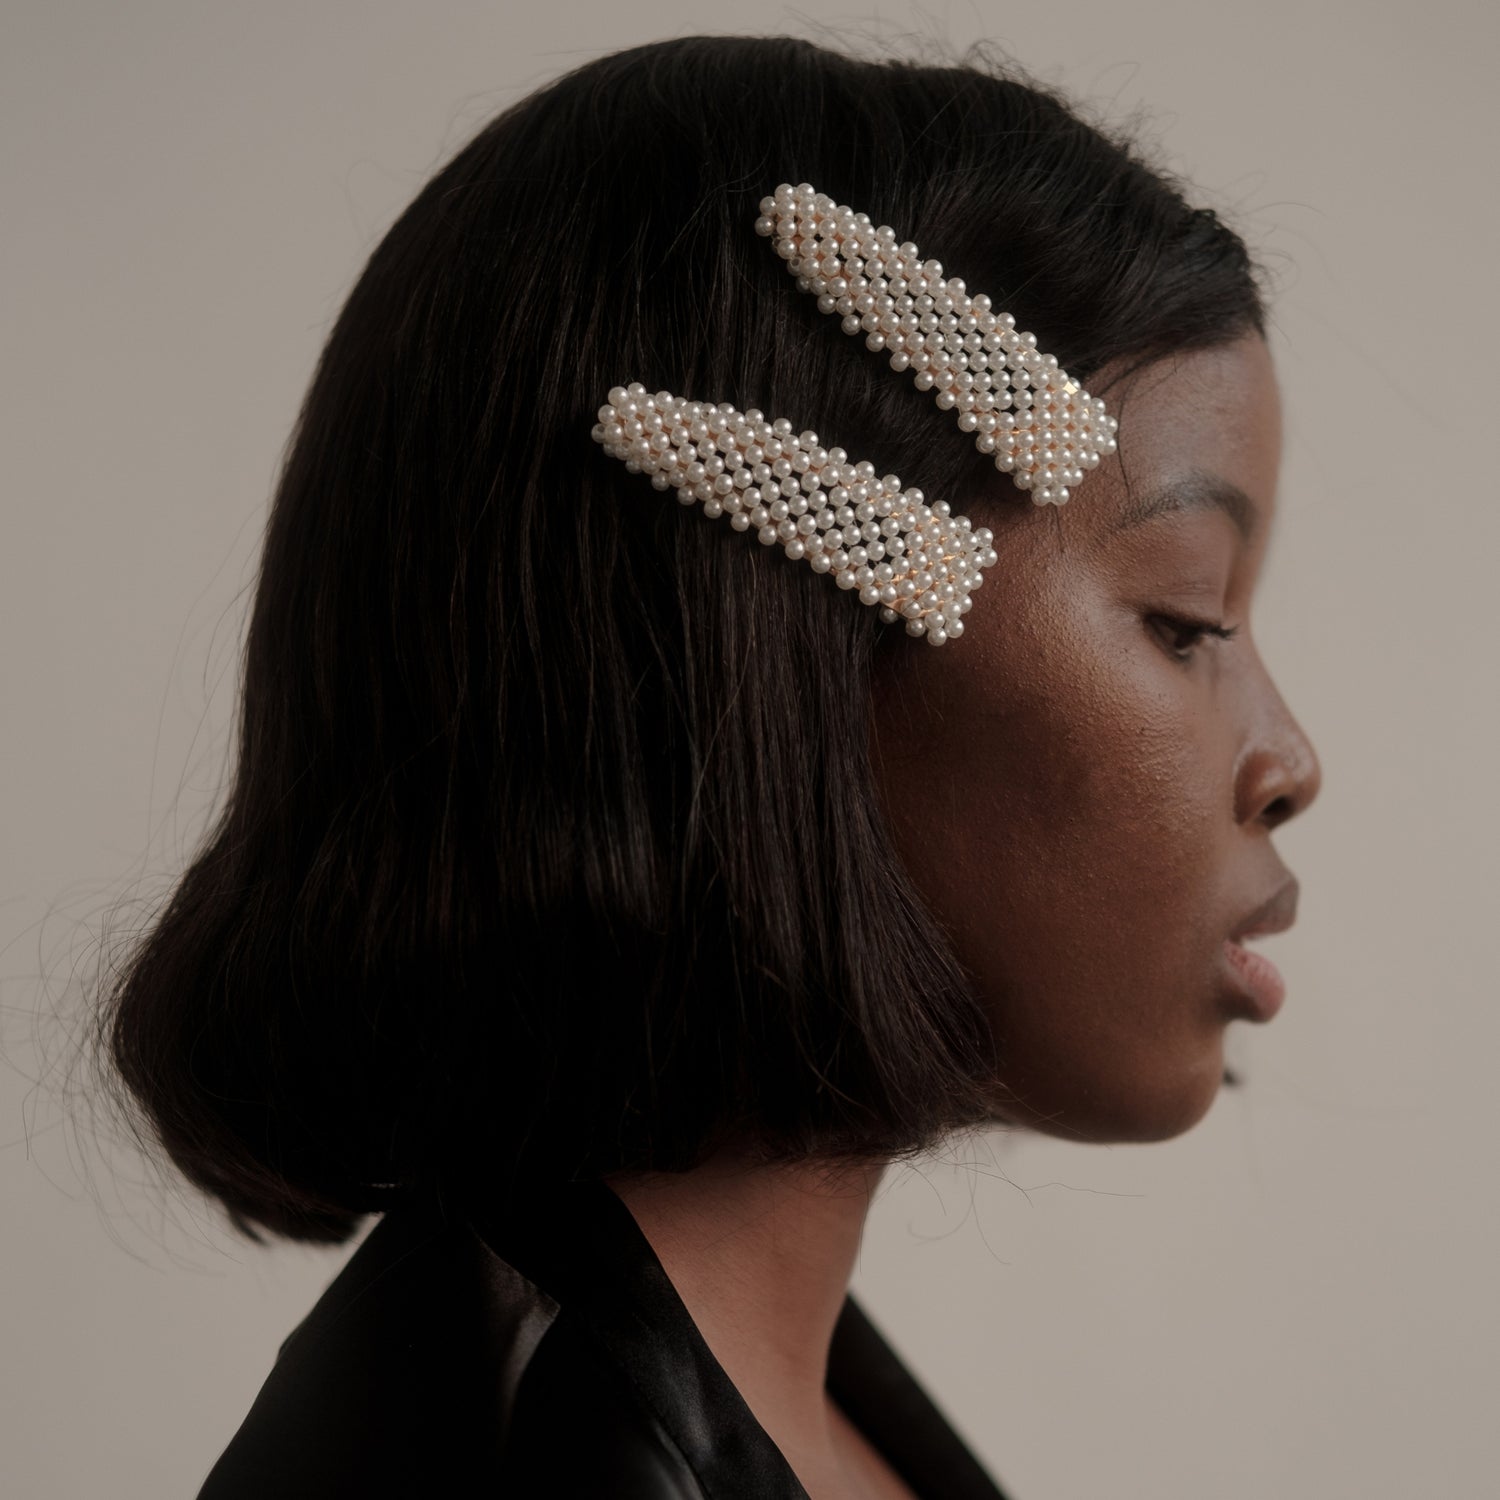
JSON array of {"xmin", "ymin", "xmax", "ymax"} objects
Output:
[{"xmin": 196, "ymin": 1176, "xmax": 1012, "ymax": 1497}]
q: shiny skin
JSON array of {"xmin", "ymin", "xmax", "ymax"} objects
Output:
[{"xmin": 869, "ymin": 333, "xmax": 1323, "ymax": 1143}]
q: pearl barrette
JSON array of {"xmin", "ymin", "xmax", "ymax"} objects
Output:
[
  {"xmin": 591, "ymin": 384, "xmax": 998, "ymax": 645},
  {"xmin": 755, "ymin": 181, "xmax": 1118, "ymax": 505}
]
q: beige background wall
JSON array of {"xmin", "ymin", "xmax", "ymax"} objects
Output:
[{"xmin": 4, "ymin": 3, "xmax": 1495, "ymax": 1496}]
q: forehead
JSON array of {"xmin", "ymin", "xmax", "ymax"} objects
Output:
[{"xmin": 1080, "ymin": 334, "xmax": 1282, "ymax": 549}]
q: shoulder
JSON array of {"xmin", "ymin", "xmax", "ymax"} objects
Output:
[{"xmin": 195, "ymin": 1205, "xmax": 705, "ymax": 1499}]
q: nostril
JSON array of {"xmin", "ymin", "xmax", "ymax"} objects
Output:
[{"xmin": 1261, "ymin": 793, "xmax": 1296, "ymax": 829}]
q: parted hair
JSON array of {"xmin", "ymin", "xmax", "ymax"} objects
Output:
[{"xmin": 92, "ymin": 33, "xmax": 1267, "ymax": 1244}]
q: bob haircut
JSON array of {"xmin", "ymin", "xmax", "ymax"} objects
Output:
[{"xmin": 94, "ymin": 33, "xmax": 1268, "ymax": 1245}]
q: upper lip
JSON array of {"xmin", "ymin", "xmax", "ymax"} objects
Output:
[{"xmin": 1230, "ymin": 877, "xmax": 1299, "ymax": 942}]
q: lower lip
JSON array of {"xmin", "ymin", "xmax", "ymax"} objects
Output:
[{"xmin": 1222, "ymin": 938, "xmax": 1286, "ymax": 1021}]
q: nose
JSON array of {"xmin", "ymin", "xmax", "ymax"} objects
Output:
[{"xmin": 1234, "ymin": 681, "xmax": 1323, "ymax": 831}]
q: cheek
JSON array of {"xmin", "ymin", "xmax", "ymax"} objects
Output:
[{"xmin": 873, "ymin": 613, "xmax": 1233, "ymax": 1142}]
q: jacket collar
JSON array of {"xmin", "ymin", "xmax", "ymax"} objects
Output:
[{"xmin": 446, "ymin": 1174, "xmax": 1009, "ymax": 1500}]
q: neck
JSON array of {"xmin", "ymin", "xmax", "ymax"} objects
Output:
[{"xmin": 604, "ymin": 1143, "xmax": 887, "ymax": 1473}]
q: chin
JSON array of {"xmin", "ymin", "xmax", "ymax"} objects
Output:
[{"xmin": 988, "ymin": 1042, "xmax": 1227, "ymax": 1145}]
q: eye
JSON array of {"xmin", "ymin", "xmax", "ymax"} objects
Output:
[{"xmin": 1148, "ymin": 613, "xmax": 1240, "ymax": 663}]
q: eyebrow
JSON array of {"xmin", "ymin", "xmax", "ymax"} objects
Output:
[{"xmin": 1108, "ymin": 474, "xmax": 1259, "ymax": 545}]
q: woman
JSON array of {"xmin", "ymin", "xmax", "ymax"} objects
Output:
[{"xmin": 94, "ymin": 32, "xmax": 1321, "ymax": 1499}]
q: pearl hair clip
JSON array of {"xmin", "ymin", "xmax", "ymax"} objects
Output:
[
  {"xmin": 591, "ymin": 384, "xmax": 998, "ymax": 645},
  {"xmin": 755, "ymin": 181, "xmax": 1118, "ymax": 506}
]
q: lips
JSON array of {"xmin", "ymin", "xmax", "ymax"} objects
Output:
[
  {"xmin": 1222, "ymin": 877, "xmax": 1299, "ymax": 1021},
  {"xmin": 1231, "ymin": 878, "xmax": 1299, "ymax": 942},
  {"xmin": 1222, "ymin": 938, "xmax": 1287, "ymax": 1020}
]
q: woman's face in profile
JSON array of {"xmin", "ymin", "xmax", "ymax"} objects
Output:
[{"xmin": 872, "ymin": 331, "xmax": 1322, "ymax": 1143}]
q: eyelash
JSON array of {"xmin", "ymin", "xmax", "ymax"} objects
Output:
[{"xmin": 1149, "ymin": 613, "xmax": 1241, "ymax": 662}]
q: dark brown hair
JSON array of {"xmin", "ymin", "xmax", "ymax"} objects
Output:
[{"xmin": 91, "ymin": 33, "xmax": 1267, "ymax": 1245}]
